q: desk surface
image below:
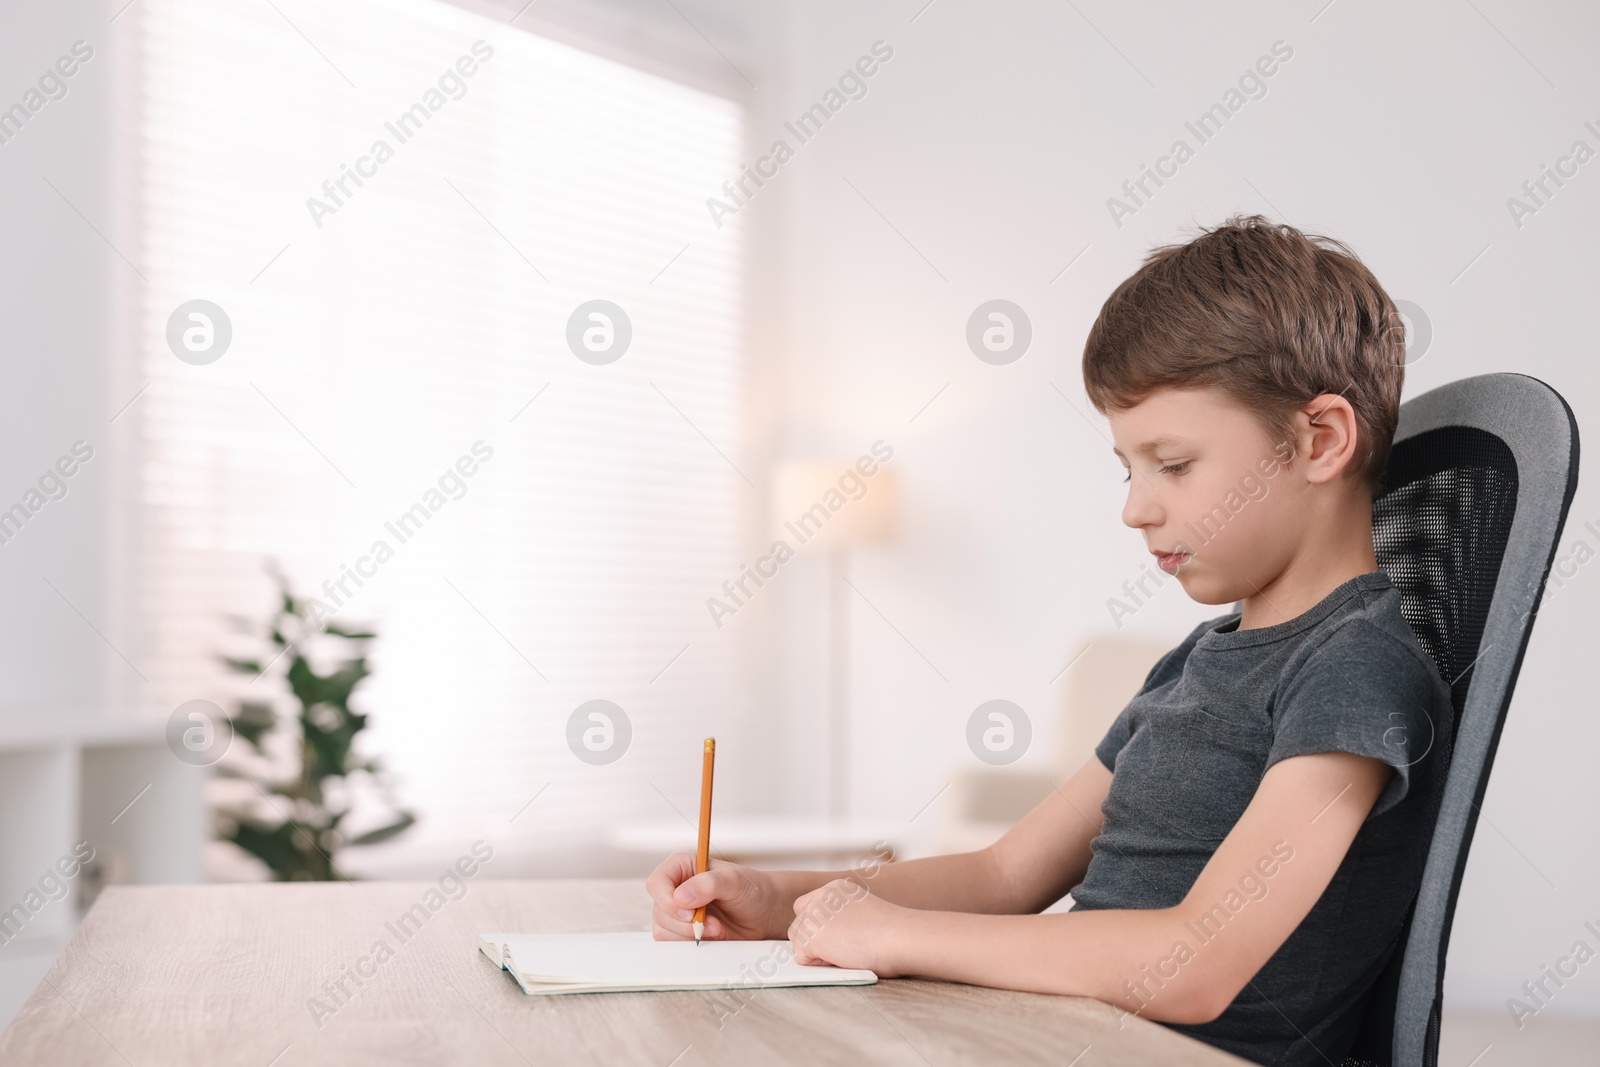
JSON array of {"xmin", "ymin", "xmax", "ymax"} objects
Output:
[{"xmin": 0, "ymin": 880, "xmax": 1248, "ymax": 1066}]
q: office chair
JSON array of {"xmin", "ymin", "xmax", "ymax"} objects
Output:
[{"xmin": 1342, "ymin": 373, "xmax": 1580, "ymax": 1067}]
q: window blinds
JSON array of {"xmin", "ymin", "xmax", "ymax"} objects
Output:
[{"xmin": 128, "ymin": 0, "xmax": 747, "ymax": 870}]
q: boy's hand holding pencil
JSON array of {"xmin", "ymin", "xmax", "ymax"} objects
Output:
[
  {"xmin": 646, "ymin": 738, "xmax": 792, "ymax": 943},
  {"xmin": 645, "ymin": 851, "xmax": 790, "ymax": 942}
]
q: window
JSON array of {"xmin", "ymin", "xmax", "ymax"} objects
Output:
[{"xmin": 125, "ymin": 0, "xmax": 748, "ymax": 872}]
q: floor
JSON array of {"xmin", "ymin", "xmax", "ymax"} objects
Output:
[
  {"xmin": 1439, "ymin": 1007, "xmax": 1600, "ymax": 1066},
  {"xmin": 0, "ymin": 935, "xmax": 65, "ymax": 1034}
]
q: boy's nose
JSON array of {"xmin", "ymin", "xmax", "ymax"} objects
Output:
[{"xmin": 1121, "ymin": 480, "xmax": 1163, "ymax": 530}]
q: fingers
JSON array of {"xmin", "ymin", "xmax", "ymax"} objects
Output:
[
  {"xmin": 644, "ymin": 851, "xmax": 697, "ymax": 910},
  {"xmin": 671, "ymin": 865, "xmax": 742, "ymax": 912},
  {"xmin": 785, "ymin": 915, "xmax": 819, "ymax": 964},
  {"xmin": 787, "ymin": 880, "xmax": 858, "ymax": 965},
  {"xmin": 651, "ymin": 906, "xmax": 721, "ymax": 940},
  {"xmin": 645, "ymin": 853, "xmax": 737, "ymax": 906},
  {"xmin": 792, "ymin": 877, "xmax": 858, "ymax": 915},
  {"xmin": 644, "ymin": 852, "xmax": 742, "ymax": 941},
  {"xmin": 646, "ymin": 855, "xmax": 699, "ymax": 910},
  {"xmin": 645, "ymin": 852, "xmax": 702, "ymax": 940}
]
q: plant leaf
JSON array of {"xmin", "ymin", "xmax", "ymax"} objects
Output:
[
  {"xmin": 222, "ymin": 819, "xmax": 305, "ymax": 879},
  {"xmin": 347, "ymin": 812, "xmax": 417, "ymax": 847},
  {"xmin": 220, "ymin": 656, "xmax": 264, "ymax": 676},
  {"xmin": 228, "ymin": 701, "xmax": 277, "ymax": 751},
  {"xmin": 323, "ymin": 621, "xmax": 377, "ymax": 640}
]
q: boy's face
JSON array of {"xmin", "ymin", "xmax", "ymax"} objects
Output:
[{"xmin": 1108, "ymin": 385, "xmax": 1299, "ymax": 607}]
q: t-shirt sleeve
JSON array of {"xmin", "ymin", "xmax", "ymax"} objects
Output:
[
  {"xmin": 1267, "ymin": 618, "xmax": 1446, "ymax": 819},
  {"xmin": 1093, "ymin": 617, "xmax": 1220, "ymax": 772},
  {"xmin": 1094, "ymin": 707, "xmax": 1134, "ymax": 772}
]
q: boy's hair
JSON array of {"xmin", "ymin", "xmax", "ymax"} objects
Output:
[{"xmin": 1082, "ymin": 214, "xmax": 1406, "ymax": 498}]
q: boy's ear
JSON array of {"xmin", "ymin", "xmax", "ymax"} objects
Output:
[{"xmin": 1296, "ymin": 393, "xmax": 1361, "ymax": 486}]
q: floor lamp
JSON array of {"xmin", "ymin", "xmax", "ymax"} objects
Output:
[{"xmin": 771, "ymin": 461, "xmax": 898, "ymax": 821}]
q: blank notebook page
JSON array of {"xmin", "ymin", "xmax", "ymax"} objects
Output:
[{"xmin": 478, "ymin": 931, "xmax": 878, "ymax": 995}]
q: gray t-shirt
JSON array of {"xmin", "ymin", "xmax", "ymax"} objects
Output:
[{"xmin": 1074, "ymin": 570, "xmax": 1451, "ymax": 1066}]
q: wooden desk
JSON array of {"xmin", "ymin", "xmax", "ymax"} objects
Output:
[{"xmin": 0, "ymin": 880, "xmax": 1248, "ymax": 1066}]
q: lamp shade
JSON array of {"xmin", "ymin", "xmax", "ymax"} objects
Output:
[{"xmin": 769, "ymin": 460, "xmax": 897, "ymax": 552}]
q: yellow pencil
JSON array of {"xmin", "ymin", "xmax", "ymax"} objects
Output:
[{"xmin": 693, "ymin": 737, "xmax": 715, "ymax": 945}]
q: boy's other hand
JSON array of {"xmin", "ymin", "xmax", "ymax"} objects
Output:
[
  {"xmin": 788, "ymin": 879, "xmax": 906, "ymax": 976},
  {"xmin": 646, "ymin": 851, "xmax": 784, "ymax": 941}
]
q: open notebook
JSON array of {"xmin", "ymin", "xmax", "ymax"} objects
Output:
[{"xmin": 478, "ymin": 931, "xmax": 878, "ymax": 995}]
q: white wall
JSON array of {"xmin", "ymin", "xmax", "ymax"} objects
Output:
[
  {"xmin": 0, "ymin": 0, "xmax": 117, "ymax": 714},
  {"xmin": 740, "ymin": 0, "xmax": 1600, "ymax": 1023}
]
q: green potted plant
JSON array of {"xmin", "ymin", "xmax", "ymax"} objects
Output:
[{"xmin": 215, "ymin": 566, "xmax": 415, "ymax": 881}]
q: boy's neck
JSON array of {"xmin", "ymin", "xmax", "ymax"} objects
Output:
[{"xmin": 1237, "ymin": 512, "xmax": 1379, "ymax": 632}]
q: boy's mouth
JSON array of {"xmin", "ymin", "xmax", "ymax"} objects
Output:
[{"xmin": 1153, "ymin": 550, "xmax": 1189, "ymax": 573}]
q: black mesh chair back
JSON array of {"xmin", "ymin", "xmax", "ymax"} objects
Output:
[{"xmin": 1342, "ymin": 373, "xmax": 1578, "ymax": 1066}]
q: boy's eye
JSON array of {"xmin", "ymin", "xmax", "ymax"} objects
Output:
[{"xmin": 1123, "ymin": 462, "xmax": 1189, "ymax": 483}]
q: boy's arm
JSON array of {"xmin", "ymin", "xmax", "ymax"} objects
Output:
[
  {"xmin": 768, "ymin": 755, "xmax": 1113, "ymax": 921},
  {"xmin": 793, "ymin": 750, "xmax": 1391, "ymax": 1025}
]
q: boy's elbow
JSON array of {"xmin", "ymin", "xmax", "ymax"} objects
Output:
[
  {"xmin": 1140, "ymin": 960, "xmax": 1245, "ymax": 1025},
  {"xmin": 1169, "ymin": 985, "xmax": 1235, "ymax": 1025},
  {"xmin": 1140, "ymin": 983, "xmax": 1235, "ymax": 1026}
]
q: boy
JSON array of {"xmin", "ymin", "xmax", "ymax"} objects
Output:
[{"xmin": 646, "ymin": 215, "xmax": 1452, "ymax": 1066}]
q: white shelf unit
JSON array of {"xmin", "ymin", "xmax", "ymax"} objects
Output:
[{"xmin": 0, "ymin": 719, "xmax": 204, "ymax": 1027}]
